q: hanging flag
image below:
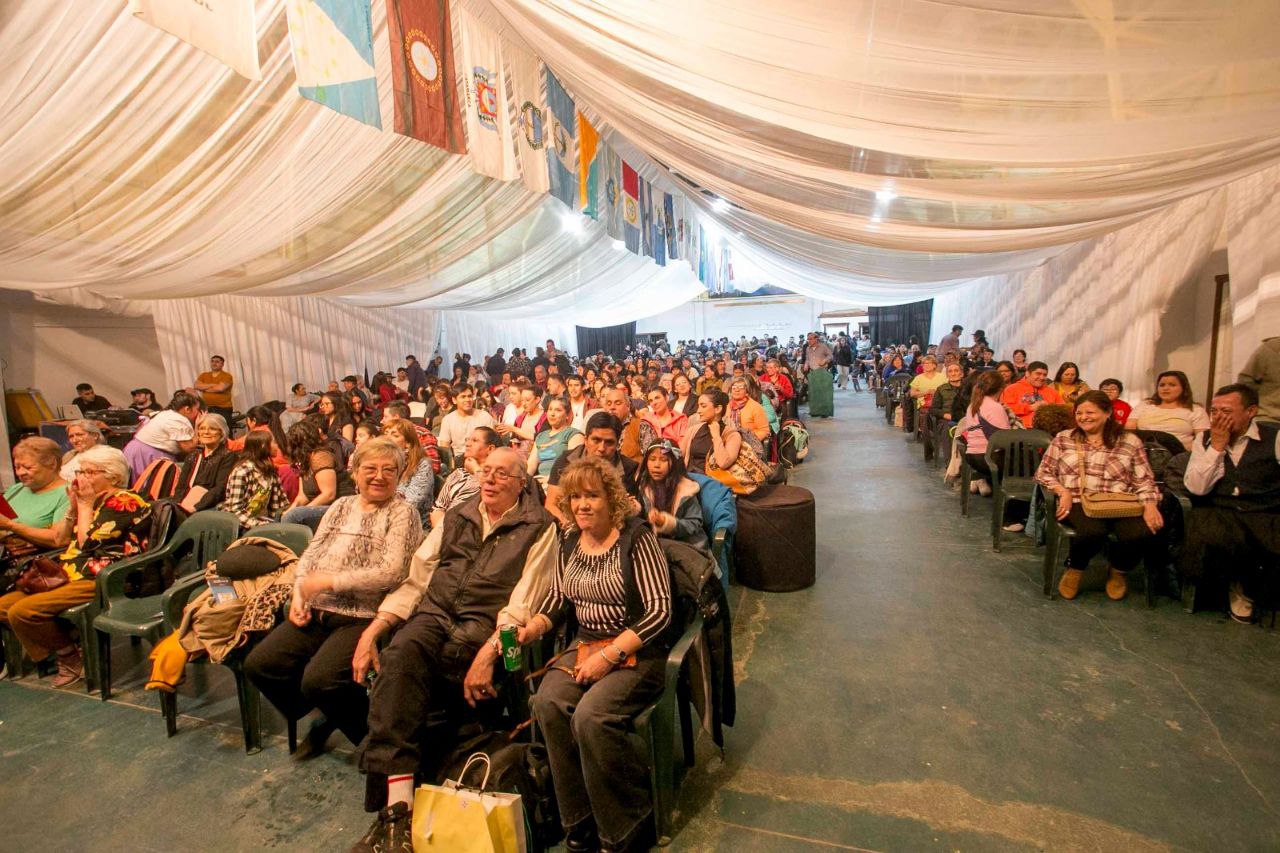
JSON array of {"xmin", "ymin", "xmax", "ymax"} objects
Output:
[
  {"xmin": 285, "ymin": 0, "xmax": 380, "ymax": 128},
  {"xmin": 652, "ymin": 192, "xmax": 667, "ymax": 266},
  {"xmin": 386, "ymin": 0, "xmax": 465, "ymax": 153},
  {"xmin": 457, "ymin": 7, "xmax": 516, "ymax": 180},
  {"xmin": 130, "ymin": 0, "xmax": 261, "ymax": 80},
  {"xmin": 545, "ymin": 70, "xmax": 578, "ymax": 209},
  {"xmin": 508, "ymin": 49, "xmax": 549, "ymax": 193},
  {"xmin": 664, "ymin": 193, "xmax": 680, "ymax": 261},
  {"xmin": 577, "ymin": 113, "xmax": 602, "ymax": 217},
  {"xmin": 640, "ymin": 179, "xmax": 655, "ymax": 259},
  {"xmin": 602, "ymin": 146, "xmax": 623, "ymax": 240},
  {"xmin": 622, "ymin": 162, "xmax": 641, "ymax": 253}
]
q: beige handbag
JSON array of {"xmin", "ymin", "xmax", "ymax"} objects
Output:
[{"xmin": 1074, "ymin": 443, "xmax": 1143, "ymax": 518}]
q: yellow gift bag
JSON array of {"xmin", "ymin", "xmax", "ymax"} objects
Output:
[{"xmin": 411, "ymin": 754, "xmax": 527, "ymax": 853}]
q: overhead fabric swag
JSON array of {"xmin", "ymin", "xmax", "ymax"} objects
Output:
[{"xmin": 4, "ymin": 0, "xmax": 1280, "ymax": 322}]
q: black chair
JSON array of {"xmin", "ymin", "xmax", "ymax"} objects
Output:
[{"xmin": 1041, "ymin": 490, "xmax": 1157, "ymax": 606}]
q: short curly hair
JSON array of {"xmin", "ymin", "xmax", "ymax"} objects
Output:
[{"xmin": 555, "ymin": 455, "xmax": 629, "ymax": 531}]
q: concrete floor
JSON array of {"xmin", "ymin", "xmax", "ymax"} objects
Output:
[{"xmin": 2, "ymin": 391, "xmax": 1279, "ymax": 851}]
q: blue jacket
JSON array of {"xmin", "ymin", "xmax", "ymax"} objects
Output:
[{"xmin": 689, "ymin": 472, "xmax": 736, "ymax": 588}]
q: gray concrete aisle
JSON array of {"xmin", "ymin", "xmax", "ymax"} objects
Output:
[
  {"xmin": 2, "ymin": 391, "xmax": 1279, "ymax": 851},
  {"xmin": 672, "ymin": 391, "xmax": 1280, "ymax": 851}
]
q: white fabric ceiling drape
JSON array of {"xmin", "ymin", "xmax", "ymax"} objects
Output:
[
  {"xmin": 0, "ymin": 0, "xmax": 702, "ymax": 326},
  {"xmin": 478, "ymin": 0, "xmax": 1280, "ymax": 253}
]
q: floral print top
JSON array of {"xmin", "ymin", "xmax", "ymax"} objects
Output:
[{"xmin": 60, "ymin": 489, "xmax": 152, "ymax": 581}]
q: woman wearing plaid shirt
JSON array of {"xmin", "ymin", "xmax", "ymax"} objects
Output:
[{"xmin": 1036, "ymin": 390, "xmax": 1163, "ymax": 601}]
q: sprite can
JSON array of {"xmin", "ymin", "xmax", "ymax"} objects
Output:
[{"xmin": 499, "ymin": 625, "xmax": 522, "ymax": 672}]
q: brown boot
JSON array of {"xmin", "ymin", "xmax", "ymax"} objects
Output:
[
  {"xmin": 1106, "ymin": 569, "xmax": 1128, "ymax": 601},
  {"xmin": 1058, "ymin": 568, "xmax": 1084, "ymax": 600},
  {"xmin": 51, "ymin": 647, "xmax": 83, "ymax": 689}
]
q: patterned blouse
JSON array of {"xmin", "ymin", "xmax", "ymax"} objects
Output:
[
  {"xmin": 294, "ymin": 496, "xmax": 424, "ymax": 618},
  {"xmin": 1035, "ymin": 431, "xmax": 1159, "ymax": 506},
  {"xmin": 59, "ymin": 489, "xmax": 151, "ymax": 581},
  {"xmin": 219, "ymin": 462, "xmax": 289, "ymax": 529},
  {"xmin": 536, "ymin": 527, "xmax": 671, "ymax": 646}
]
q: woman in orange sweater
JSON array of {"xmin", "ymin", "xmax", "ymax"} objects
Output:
[{"xmin": 728, "ymin": 376, "xmax": 770, "ymax": 448}]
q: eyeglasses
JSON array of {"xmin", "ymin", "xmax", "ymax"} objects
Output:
[
  {"xmin": 479, "ymin": 467, "xmax": 516, "ymax": 482},
  {"xmin": 78, "ymin": 467, "xmax": 106, "ymax": 477}
]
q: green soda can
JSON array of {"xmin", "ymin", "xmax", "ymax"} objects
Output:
[{"xmin": 499, "ymin": 625, "xmax": 522, "ymax": 672}]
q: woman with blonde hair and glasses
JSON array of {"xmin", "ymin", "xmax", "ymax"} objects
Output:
[
  {"xmin": 522, "ymin": 456, "xmax": 672, "ymax": 853},
  {"xmin": 245, "ymin": 436, "xmax": 423, "ymax": 752}
]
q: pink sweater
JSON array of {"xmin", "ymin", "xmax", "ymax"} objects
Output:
[{"xmin": 961, "ymin": 397, "xmax": 1011, "ymax": 455}]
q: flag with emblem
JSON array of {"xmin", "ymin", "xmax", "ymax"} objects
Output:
[
  {"xmin": 602, "ymin": 146, "xmax": 623, "ymax": 240},
  {"xmin": 621, "ymin": 161, "xmax": 641, "ymax": 254},
  {"xmin": 640, "ymin": 178, "xmax": 655, "ymax": 259},
  {"xmin": 457, "ymin": 6, "xmax": 515, "ymax": 180},
  {"xmin": 545, "ymin": 70, "xmax": 578, "ymax": 209},
  {"xmin": 130, "ymin": 0, "xmax": 261, "ymax": 80},
  {"xmin": 508, "ymin": 49, "xmax": 548, "ymax": 193},
  {"xmin": 386, "ymin": 0, "xmax": 465, "ymax": 153},
  {"xmin": 652, "ymin": 189, "xmax": 667, "ymax": 266},
  {"xmin": 664, "ymin": 193, "xmax": 680, "ymax": 261},
  {"xmin": 285, "ymin": 0, "xmax": 380, "ymax": 127}
]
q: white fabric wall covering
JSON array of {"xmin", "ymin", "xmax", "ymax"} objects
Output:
[
  {"xmin": 477, "ymin": 0, "xmax": 1280, "ymax": 252},
  {"xmin": 151, "ymin": 295, "xmax": 441, "ymax": 406},
  {"xmin": 443, "ymin": 312, "xmax": 579, "ymax": 360},
  {"xmin": 0, "ymin": 289, "xmax": 169, "ymax": 409},
  {"xmin": 1225, "ymin": 164, "xmax": 1280, "ymax": 376},
  {"xmin": 928, "ymin": 190, "xmax": 1227, "ymax": 397}
]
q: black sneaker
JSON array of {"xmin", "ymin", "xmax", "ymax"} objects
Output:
[{"xmin": 351, "ymin": 801, "xmax": 412, "ymax": 853}]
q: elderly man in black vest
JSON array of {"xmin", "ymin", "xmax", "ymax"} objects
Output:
[
  {"xmin": 1180, "ymin": 383, "xmax": 1280, "ymax": 622},
  {"xmin": 351, "ymin": 446, "xmax": 558, "ymax": 850}
]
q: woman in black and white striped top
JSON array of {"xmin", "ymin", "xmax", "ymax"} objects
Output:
[{"xmin": 523, "ymin": 455, "xmax": 672, "ymax": 853}]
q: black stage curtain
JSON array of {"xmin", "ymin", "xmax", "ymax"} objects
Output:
[
  {"xmin": 869, "ymin": 299, "xmax": 934, "ymax": 348},
  {"xmin": 576, "ymin": 323, "xmax": 636, "ymax": 359}
]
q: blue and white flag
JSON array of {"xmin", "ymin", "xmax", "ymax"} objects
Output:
[
  {"xmin": 640, "ymin": 178, "xmax": 654, "ymax": 259},
  {"xmin": 544, "ymin": 70, "xmax": 578, "ymax": 209},
  {"xmin": 286, "ymin": 0, "xmax": 380, "ymax": 127},
  {"xmin": 663, "ymin": 193, "xmax": 680, "ymax": 261},
  {"xmin": 602, "ymin": 146, "xmax": 623, "ymax": 240}
]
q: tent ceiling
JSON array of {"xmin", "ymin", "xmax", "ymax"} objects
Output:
[{"xmin": 2, "ymin": 0, "xmax": 1279, "ymax": 315}]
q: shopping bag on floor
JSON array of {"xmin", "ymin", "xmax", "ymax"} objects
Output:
[{"xmin": 412, "ymin": 754, "xmax": 527, "ymax": 853}]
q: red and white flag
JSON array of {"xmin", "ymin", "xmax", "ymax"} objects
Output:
[{"xmin": 385, "ymin": 0, "xmax": 465, "ymax": 154}]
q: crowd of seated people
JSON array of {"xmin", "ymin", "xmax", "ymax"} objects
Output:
[
  {"xmin": 2, "ymin": 330, "xmax": 836, "ymax": 852},
  {"xmin": 875, "ymin": 328, "xmax": 1279, "ymax": 621}
]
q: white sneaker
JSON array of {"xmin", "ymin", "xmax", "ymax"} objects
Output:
[
  {"xmin": 977, "ymin": 481, "xmax": 992, "ymax": 497},
  {"xmin": 1003, "ymin": 522, "xmax": 1025, "ymax": 533}
]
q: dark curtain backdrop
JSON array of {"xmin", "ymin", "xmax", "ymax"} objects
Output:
[
  {"xmin": 869, "ymin": 300, "xmax": 934, "ymax": 347},
  {"xmin": 576, "ymin": 322, "xmax": 636, "ymax": 359}
]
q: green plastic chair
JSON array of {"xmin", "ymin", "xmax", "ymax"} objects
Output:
[
  {"xmin": 984, "ymin": 429, "xmax": 1050, "ymax": 552},
  {"xmin": 157, "ymin": 522, "xmax": 312, "ymax": 751},
  {"xmin": 957, "ymin": 434, "xmax": 976, "ymax": 518},
  {"xmin": 634, "ymin": 614, "xmax": 704, "ymax": 846},
  {"xmin": 93, "ymin": 511, "xmax": 240, "ymax": 700},
  {"xmin": 1040, "ymin": 490, "xmax": 1156, "ymax": 606}
]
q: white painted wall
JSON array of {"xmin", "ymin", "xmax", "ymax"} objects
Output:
[
  {"xmin": 636, "ymin": 295, "xmax": 863, "ymax": 343},
  {"xmin": 0, "ymin": 289, "xmax": 169, "ymax": 414}
]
